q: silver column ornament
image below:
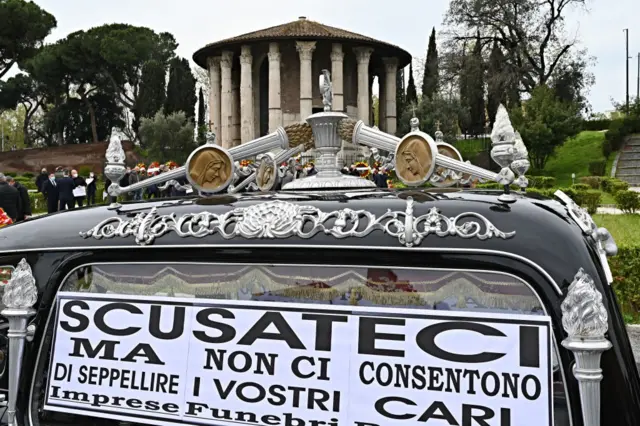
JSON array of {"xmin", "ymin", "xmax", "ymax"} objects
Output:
[
  {"xmin": 490, "ymin": 105, "xmax": 517, "ymax": 203},
  {"xmin": 511, "ymin": 131, "xmax": 530, "ymax": 192},
  {"xmin": 104, "ymin": 139, "xmax": 127, "ymax": 209},
  {"xmin": 1, "ymin": 259, "xmax": 38, "ymax": 426},
  {"xmin": 561, "ymin": 268, "xmax": 611, "ymax": 426}
]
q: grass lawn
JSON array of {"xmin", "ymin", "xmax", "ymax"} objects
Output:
[
  {"xmin": 544, "ymin": 131, "xmax": 607, "ymax": 187},
  {"xmin": 593, "ymin": 214, "xmax": 640, "ymax": 246}
]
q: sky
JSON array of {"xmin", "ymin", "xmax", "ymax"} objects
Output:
[{"xmin": 8, "ymin": 0, "xmax": 640, "ymax": 113}]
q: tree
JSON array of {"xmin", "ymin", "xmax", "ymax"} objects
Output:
[
  {"xmin": 398, "ymin": 95, "xmax": 462, "ymax": 141},
  {"xmin": 487, "ymin": 43, "xmax": 506, "ymax": 127},
  {"xmin": 165, "ymin": 57, "xmax": 197, "ymax": 121},
  {"xmin": 510, "ymin": 85, "xmax": 582, "ymax": 170},
  {"xmin": 467, "ymin": 35, "xmax": 486, "ymax": 136},
  {"xmin": 422, "ymin": 28, "xmax": 439, "ymax": 99},
  {"xmin": 0, "ymin": 0, "xmax": 56, "ymax": 78},
  {"xmin": 406, "ymin": 63, "xmax": 418, "ymax": 105},
  {"xmin": 139, "ymin": 111, "xmax": 196, "ymax": 164},
  {"xmin": 135, "ymin": 59, "xmax": 167, "ymax": 137},
  {"xmin": 443, "ymin": 0, "xmax": 589, "ymax": 94},
  {"xmin": 0, "ymin": 73, "xmax": 47, "ymax": 146},
  {"xmin": 197, "ymin": 87, "xmax": 206, "ymax": 143},
  {"xmin": 0, "ymin": 106, "xmax": 26, "ymax": 150}
]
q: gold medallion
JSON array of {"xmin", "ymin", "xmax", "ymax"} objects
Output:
[
  {"xmin": 256, "ymin": 153, "xmax": 278, "ymax": 192},
  {"xmin": 186, "ymin": 145, "xmax": 234, "ymax": 193},
  {"xmin": 394, "ymin": 132, "xmax": 437, "ymax": 186}
]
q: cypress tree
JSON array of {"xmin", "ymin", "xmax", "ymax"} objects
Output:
[
  {"xmin": 164, "ymin": 57, "xmax": 197, "ymax": 122},
  {"xmin": 197, "ymin": 87, "xmax": 206, "ymax": 143},
  {"xmin": 135, "ymin": 60, "xmax": 167, "ymax": 136},
  {"xmin": 422, "ymin": 27, "xmax": 439, "ymax": 99},
  {"xmin": 467, "ymin": 34, "xmax": 486, "ymax": 136},
  {"xmin": 406, "ymin": 62, "xmax": 418, "ymax": 105},
  {"xmin": 396, "ymin": 67, "xmax": 406, "ymax": 135},
  {"xmin": 487, "ymin": 43, "xmax": 506, "ymax": 127}
]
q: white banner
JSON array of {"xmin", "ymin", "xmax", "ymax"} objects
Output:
[{"xmin": 45, "ymin": 293, "xmax": 552, "ymax": 426}]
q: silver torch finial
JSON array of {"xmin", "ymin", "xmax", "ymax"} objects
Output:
[
  {"xmin": 490, "ymin": 104, "xmax": 517, "ymax": 203},
  {"xmin": 561, "ymin": 268, "xmax": 611, "ymax": 426}
]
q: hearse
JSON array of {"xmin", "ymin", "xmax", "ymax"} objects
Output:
[{"xmin": 0, "ymin": 82, "xmax": 637, "ymax": 426}]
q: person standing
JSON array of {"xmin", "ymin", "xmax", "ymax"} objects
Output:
[
  {"xmin": 0, "ymin": 173, "xmax": 20, "ymax": 222},
  {"xmin": 36, "ymin": 168, "xmax": 48, "ymax": 201},
  {"xmin": 128, "ymin": 167, "xmax": 141, "ymax": 200},
  {"xmin": 42, "ymin": 172, "xmax": 59, "ymax": 213},
  {"xmin": 57, "ymin": 170, "xmax": 76, "ymax": 210},
  {"xmin": 86, "ymin": 172, "xmax": 97, "ymax": 205},
  {"xmin": 71, "ymin": 170, "xmax": 87, "ymax": 207},
  {"xmin": 8, "ymin": 177, "xmax": 31, "ymax": 221}
]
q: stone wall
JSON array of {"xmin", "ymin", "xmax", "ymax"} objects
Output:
[{"xmin": 0, "ymin": 141, "xmax": 141, "ymax": 174}]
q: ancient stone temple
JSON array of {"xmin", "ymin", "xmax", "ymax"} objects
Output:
[{"xmin": 193, "ymin": 16, "xmax": 411, "ymax": 151}]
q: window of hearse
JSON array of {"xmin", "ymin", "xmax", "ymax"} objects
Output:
[{"xmin": 31, "ymin": 263, "xmax": 571, "ymax": 426}]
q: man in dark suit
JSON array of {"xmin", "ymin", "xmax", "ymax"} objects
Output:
[
  {"xmin": 42, "ymin": 172, "xmax": 59, "ymax": 213},
  {"xmin": 8, "ymin": 177, "xmax": 31, "ymax": 221},
  {"xmin": 57, "ymin": 170, "xmax": 76, "ymax": 210},
  {"xmin": 0, "ymin": 173, "xmax": 21, "ymax": 222}
]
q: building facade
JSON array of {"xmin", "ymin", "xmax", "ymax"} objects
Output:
[{"xmin": 193, "ymin": 17, "xmax": 411, "ymax": 151}]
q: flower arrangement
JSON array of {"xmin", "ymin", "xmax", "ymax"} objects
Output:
[
  {"xmin": 239, "ymin": 159, "xmax": 253, "ymax": 168},
  {"xmin": 149, "ymin": 161, "xmax": 160, "ymax": 169},
  {"xmin": 0, "ymin": 267, "xmax": 12, "ymax": 285},
  {"xmin": 136, "ymin": 163, "xmax": 146, "ymax": 170},
  {"xmin": 303, "ymin": 160, "xmax": 314, "ymax": 168},
  {"xmin": 0, "ymin": 208, "xmax": 12, "ymax": 229},
  {"xmin": 354, "ymin": 161, "xmax": 371, "ymax": 179},
  {"xmin": 165, "ymin": 161, "xmax": 178, "ymax": 170}
]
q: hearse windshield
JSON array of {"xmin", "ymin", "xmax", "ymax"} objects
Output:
[{"xmin": 30, "ymin": 263, "xmax": 570, "ymax": 426}]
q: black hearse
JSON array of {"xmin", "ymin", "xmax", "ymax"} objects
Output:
[{"xmin": 0, "ymin": 97, "xmax": 637, "ymax": 426}]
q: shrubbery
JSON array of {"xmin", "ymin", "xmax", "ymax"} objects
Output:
[
  {"xmin": 582, "ymin": 119, "xmax": 612, "ymax": 131},
  {"xmin": 615, "ymin": 190, "xmax": 640, "ymax": 213},
  {"xmin": 588, "ymin": 160, "xmax": 606, "ymax": 176},
  {"xmin": 611, "ymin": 246, "xmax": 640, "ymax": 323}
]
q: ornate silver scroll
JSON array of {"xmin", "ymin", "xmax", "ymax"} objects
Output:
[
  {"xmin": 79, "ymin": 197, "xmax": 515, "ymax": 247},
  {"xmin": 320, "ymin": 69, "xmax": 333, "ymax": 112},
  {"xmin": 1, "ymin": 258, "xmax": 38, "ymax": 426},
  {"xmin": 561, "ymin": 268, "xmax": 611, "ymax": 426},
  {"xmin": 511, "ymin": 131, "xmax": 530, "ymax": 192},
  {"xmin": 554, "ymin": 190, "xmax": 618, "ymax": 284}
]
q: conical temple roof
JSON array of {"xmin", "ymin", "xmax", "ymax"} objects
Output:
[{"xmin": 193, "ymin": 16, "xmax": 411, "ymax": 68}]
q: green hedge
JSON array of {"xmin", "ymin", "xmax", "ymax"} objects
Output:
[
  {"xmin": 582, "ymin": 119, "xmax": 612, "ymax": 131},
  {"xmin": 611, "ymin": 246, "xmax": 640, "ymax": 323},
  {"xmin": 602, "ymin": 117, "xmax": 640, "ymax": 156}
]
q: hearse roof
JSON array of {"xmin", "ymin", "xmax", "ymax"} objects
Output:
[{"xmin": 0, "ymin": 188, "xmax": 602, "ymax": 294}]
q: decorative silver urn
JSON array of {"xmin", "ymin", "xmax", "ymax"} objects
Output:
[
  {"xmin": 511, "ymin": 131, "xmax": 530, "ymax": 192},
  {"xmin": 104, "ymin": 139, "xmax": 127, "ymax": 209}
]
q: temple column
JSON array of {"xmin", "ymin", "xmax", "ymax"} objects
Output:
[
  {"xmin": 240, "ymin": 45, "xmax": 255, "ymax": 143},
  {"xmin": 296, "ymin": 41, "xmax": 316, "ymax": 120},
  {"xmin": 268, "ymin": 42, "xmax": 282, "ymax": 132},
  {"xmin": 383, "ymin": 57, "xmax": 398, "ymax": 135},
  {"xmin": 354, "ymin": 47, "xmax": 374, "ymax": 124},
  {"xmin": 331, "ymin": 44, "xmax": 344, "ymax": 112},
  {"xmin": 232, "ymin": 67, "xmax": 241, "ymax": 147},
  {"xmin": 379, "ymin": 71, "xmax": 386, "ymax": 132},
  {"xmin": 220, "ymin": 51, "xmax": 233, "ymax": 149},
  {"xmin": 207, "ymin": 57, "xmax": 221, "ymax": 138}
]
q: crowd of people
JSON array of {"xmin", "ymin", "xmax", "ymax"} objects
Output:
[
  {"xmin": 0, "ymin": 173, "xmax": 32, "ymax": 223},
  {"xmin": 105, "ymin": 162, "xmax": 189, "ymax": 202},
  {"xmin": 34, "ymin": 167, "xmax": 98, "ymax": 214}
]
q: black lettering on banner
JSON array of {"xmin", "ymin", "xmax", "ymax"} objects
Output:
[
  {"xmin": 186, "ymin": 401, "xmax": 208, "ymax": 416},
  {"xmin": 416, "ymin": 322, "xmax": 506, "ymax": 363},
  {"xmin": 120, "ymin": 343, "xmax": 165, "ymax": 365},
  {"xmin": 519, "ymin": 326, "xmax": 540, "ymax": 368},
  {"xmin": 262, "ymin": 415, "xmax": 281, "ymax": 425},
  {"xmin": 417, "ymin": 401, "xmax": 458, "ymax": 424},
  {"xmin": 358, "ymin": 317, "xmax": 405, "ymax": 357},
  {"xmin": 203, "ymin": 349, "xmax": 277, "ymax": 375},
  {"xmin": 522, "ymin": 375, "xmax": 542, "ymax": 400},
  {"xmin": 149, "ymin": 305, "xmax": 185, "ymax": 340},
  {"xmin": 292, "ymin": 356, "xmax": 330, "ymax": 381},
  {"xmin": 374, "ymin": 396, "xmax": 415, "ymax": 420},
  {"xmin": 94, "ymin": 303, "xmax": 142, "ymax": 336},
  {"xmin": 462, "ymin": 404, "xmax": 496, "ymax": 426},
  {"xmin": 194, "ymin": 308, "xmax": 236, "ymax": 344},
  {"xmin": 69, "ymin": 338, "xmax": 119, "ymax": 360},
  {"xmin": 53, "ymin": 363, "xmax": 72, "ymax": 382},
  {"xmin": 237, "ymin": 312, "xmax": 305, "ymax": 349},
  {"xmin": 301, "ymin": 314, "xmax": 348, "ymax": 351},
  {"xmin": 60, "ymin": 300, "xmax": 90, "ymax": 333},
  {"xmin": 354, "ymin": 423, "xmax": 379, "ymax": 426}
]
